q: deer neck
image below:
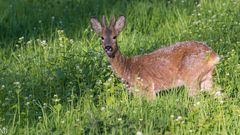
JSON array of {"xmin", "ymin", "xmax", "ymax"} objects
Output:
[{"xmin": 109, "ymin": 48, "xmax": 129, "ymax": 80}]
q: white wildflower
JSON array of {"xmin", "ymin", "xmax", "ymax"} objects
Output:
[
  {"xmin": 176, "ymin": 116, "xmax": 182, "ymax": 121},
  {"xmin": 136, "ymin": 131, "xmax": 143, "ymax": 135},
  {"xmin": 25, "ymin": 102, "xmax": 30, "ymax": 106},
  {"xmin": 194, "ymin": 101, "xmax": 200, "ymax": 107},
  {"xmin": 101, "ymin": 107, "xmax": 105, "ymax": 111},
  {"xmin": 108, "ymin": 77, "xmax": 112, "ymax": 81},
  {"xmin": 19, "ymin": 36, "xmax": 24, "ymax": 41},
  {"xmin": 1, "ymin": 127, "xmax": 7, "ymax": 134},
  {"xmin": 134, "ymin": 88, "xmax": 140, "ymax": 92},
  {"xmin": 40, "ymin": 40, "xmax": 47, "ymax": 46},
  {"xmin": 215, "ymin": 91, "xmax": 222, "ymax": 97},
  {"xmin": 13, "ymin": 82, "xmax": 20, "ymax": 85},
  {"xmin": 53, "ymin": 98, "xmax": 60, "ymax": 102},
  {"xmin": 196, "ymin": 102, "xmax": 200, "ymax": 105},
  {"xmin": 70, "ymin": 39, "xmax": 74, "ymax": 44},
  {"xmin": 220, "ymin": 100, "xmax": 224, "ymax": 104},
  {"xmin": 27, "ymin": 40, "xmax": 32, "ymax": 45}
]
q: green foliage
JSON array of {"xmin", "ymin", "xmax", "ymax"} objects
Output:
[{"xmin": 0, "ymin": 0, "xmax": 240, "ymax": 134}]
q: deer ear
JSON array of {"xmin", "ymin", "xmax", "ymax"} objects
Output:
[
  {"xmin": 102, "ymin": 16, "xmax": 107, "ymax": 28},
  {"xmin": 114, "ymin": 16, "xmax": 125, "ymax": 35},
  {"xmin": 90, "ymin": 17, "xmax": 102, "ymax": 35},
  {"xmin": 110, "ymin": 16, "xmax": 116, "ymax": 27}
]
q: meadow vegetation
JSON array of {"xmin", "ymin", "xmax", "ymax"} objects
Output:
[{"xmin": 0, "ymin": 0, "xmax": 240, "ymax": 134}]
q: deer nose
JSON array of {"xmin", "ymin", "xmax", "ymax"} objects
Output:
[{"xmin": 105, "ymin": 46, "xmax": 112, "ymax": 51}]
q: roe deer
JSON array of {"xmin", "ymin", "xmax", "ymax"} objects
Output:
[{"xmin": 90, "ymin": 16, "xmax": 219, "ymax": 99}]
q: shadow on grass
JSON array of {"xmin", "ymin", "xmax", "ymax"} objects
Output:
[
  {"xmin": 0, "ymin": 0, "xmax": 129, "ymax": 48},
  {"xmin": 0, "ymin": 0, "xmax": 200, "ymax": 48}
]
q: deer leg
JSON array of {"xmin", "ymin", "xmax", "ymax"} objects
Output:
[
  {"xmin": 187, "ymin": 81, "xmax": 200, "ymax": 97},
  {"xmin": 146, "ymin": 89, "xmax": 156, "ymax": 100},
  {"xmin": 143, "ymin": 83, "xmax": 156, "ymax": 100},
  {"xmin": 200, "ymin": 69, "xmax": 213, "ymax": 92}
]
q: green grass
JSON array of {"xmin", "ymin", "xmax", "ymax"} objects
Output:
[{"xmin": 0, "ymin": 0, "xmax": 240, "ymax": 134}]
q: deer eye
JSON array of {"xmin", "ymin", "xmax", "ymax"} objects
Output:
[
  {"xmin": 113, "ymin": 36, "xmax": 117, "ymax": 39},
  {"xmin": 101, "ymin": 37, "xmax": 104, "ymax": 40}
]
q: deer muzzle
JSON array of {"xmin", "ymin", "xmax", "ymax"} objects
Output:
[{"xmin": 105, "ymin": 46, "xmax": 113, "ymax": 56}]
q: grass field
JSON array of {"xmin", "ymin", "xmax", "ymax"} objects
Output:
[{"xmin": 0, "ymin": 0, "xmax": 240, "ymax": 134}]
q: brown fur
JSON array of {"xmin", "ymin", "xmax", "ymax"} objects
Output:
[{"xmin": 90, "ymin": 16, "xmax": 219, "ymax": 99}]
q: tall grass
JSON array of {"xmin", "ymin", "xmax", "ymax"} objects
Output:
[{"xmin": 0, "ymin": 0, "xmax": 240, "ymax": 134}]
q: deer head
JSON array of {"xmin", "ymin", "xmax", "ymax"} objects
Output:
[{"xmin": 90, "ymin": 16, "xmax": 125, "ymax": 58}]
